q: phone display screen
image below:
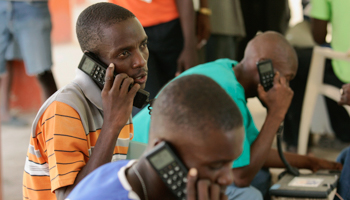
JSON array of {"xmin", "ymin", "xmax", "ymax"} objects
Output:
[
  {"xmin": 149, "ymin": 148, "xmax": 175, "ymax": 170},
  {"xmin": 82, "ymin": 57, "xmax": 96, "ymax": 73},
  {"xmin": 259, "ymin": 62, "xmax": 273, "ymax": 73}
]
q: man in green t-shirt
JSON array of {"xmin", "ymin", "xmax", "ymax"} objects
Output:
[
  {"xmin": 310, "ymin": 0, "xmax": 350, "ymax": 83},
  {"xmin": 133, "ymin": 31, "xmax": 342, "ymax": 199},
  {"xmin": 309, "ymin": 0, "xmax": 350, "ymax": 144}
]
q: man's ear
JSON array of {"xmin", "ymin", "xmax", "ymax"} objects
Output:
[
  {"xmin": 152, "ymin": 138, "xmax": 164, "ymax": 147},
  {"xmin": 144, "ymin": 138, "xmax": 163, "ymax": 152}
]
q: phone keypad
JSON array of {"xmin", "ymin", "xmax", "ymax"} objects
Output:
[
  {"xmin": 91, "ymin": 66, "xmax": 106, "ymax": 85},
  {"xmin": 261, "ymin": 72, "xmax": 274, "ymax": 91},
  {"xmin": 159, "ymin": 161, "xmax": 187, "ymax": 200}
]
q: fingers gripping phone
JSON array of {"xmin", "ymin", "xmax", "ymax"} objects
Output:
[
  {"xmin": 257, "ymin": 59, "xmax": 274, "ymax": 91},
  {"xmin": 146, "ymin": 141, "xmax": 188, "ymax": 200},
  {"xmin": 78, "ymin": 52, "xmax": 150, "ymax": 108}
]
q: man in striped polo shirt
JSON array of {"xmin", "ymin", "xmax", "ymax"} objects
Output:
[{"xmin": 23, "ymin": 3, "xmax": 149, "ymax": 200}]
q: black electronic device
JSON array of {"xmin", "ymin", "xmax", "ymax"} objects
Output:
[
  {"xmin": 257, "ymin": 59, "xmax": 274, "ymax": 91},
  {"xmin": 145, "ymin": 141, "xmax": 188, "ymax": 200},
  {"xmin": 78, "ymin": 52, "xmax": 150, "ymax": 108},
  {"xmin": 269, "ymin": 170, "xmax": 341, "ymax": 198},
  {"xmin": 271, "ymin": 112, "xmax": 341, "ymax": 199}
]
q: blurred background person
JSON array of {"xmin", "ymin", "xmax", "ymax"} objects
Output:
[
  {"xmin": 205, "ymin": 0, "xmax": 245, "ymax": 62},
  {"xmin": 336, "ymin": 83, "xmax": 350, "ymax": 200},
  {"xmin": 237, "ymin": 0, "xmax": 290, "ymax": 60},
  {"xmin": 310, "ymin": 0, "xmax": 350, "ymax": 144},
  {"xmin": 0, "ymin": 40, "xmax": 25, "ymax": 126},
  {"xmin": 0, "ymin": 0, "xmax": 58, "ymax": 126},
  {"xmin": 283, "ymin": 0, "xmax": 350, "ymax": 152}
]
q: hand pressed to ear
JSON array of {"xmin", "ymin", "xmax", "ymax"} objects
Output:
[
  {"xmin": 101, "ymin": 63, "xmax": 140, "ymax": 131},
  {"xmin": 257, "ymin": 72, "xmax": 294, "ymax": 119},
  {"xmin": 186, "ymin": 168, "xmax": 228, "ymax": 200}
]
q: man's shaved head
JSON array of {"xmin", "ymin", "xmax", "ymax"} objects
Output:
[
  {"xmin": 244, "ymin": 31, "xmax": 298, "ymax": 73},
  {"xmin": 146, "ymin": 75, "xmax": 244, "ymax": 191},
  {"xmin": 235, "ymin": 31, "xmax": 298, "ymax": 98},
  {"xmin": 149, "ymin": 75, "xmax": 243, "ymax": 142},
  {"xmin": 76, "ymin": 2, "xmax": 135, "ymax": 56}
]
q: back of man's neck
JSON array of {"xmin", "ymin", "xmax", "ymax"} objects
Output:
[{"xmin": 234, "ymin": 63, "xmax": 258, "ymax": 99}]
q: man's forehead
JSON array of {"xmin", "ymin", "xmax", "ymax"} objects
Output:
[
  {"xmin": 97, "ymin": 18, "xmax": 147, "ymax": 55},
  {"xmin": 186, "ymin": 127, "xmax": 243, "ymax": 163},
  {"xmin": 178, "ymin": 126, "xmax": 243, "ymax": 151},
  {"xmin": 274, "ymin": 55, "xmax": 297, "ymax": 71},
  {"xmin": 101, "ymin": 18, "xmax": 146, "ymax": 43}
]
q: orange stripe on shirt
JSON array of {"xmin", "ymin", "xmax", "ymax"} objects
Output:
[{"xmin": 23, "ymin": 101, "xmax": 134, "ymax": 200}]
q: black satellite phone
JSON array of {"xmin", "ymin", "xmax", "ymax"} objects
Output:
[
  {"xmin": 257, "ymin": 59, "xmax": 274, "ymax": 91},
  {"xmin": 146, "ymin": 141, "xmax": 188, "ymax": 200},
  {"xmin": 78, "ymin": 52, "xmax": 150, "ymax": 108}
]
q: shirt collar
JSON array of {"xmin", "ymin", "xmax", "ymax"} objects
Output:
[
  {"xmin": 118, "ymin": 160, "xmax": 141, "ymax": 200},
  {"xmin": 73, "ymin": 69, "xmax": 103, "ymax": 110}
]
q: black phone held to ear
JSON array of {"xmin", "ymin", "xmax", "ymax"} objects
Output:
[
  {"xmin": 257, "ymin": 59, "xmax": 274, "ymax": 108},
  {"xmin": 145, "ymin": 141, "xmax": 188, "ymax": 200},
  {"xmin": 257, "ymin": 59, "xmax": 274, "ymax": 91},
  {"xmin": 78, "ymin": 52, "xmax": 150, "ymax": 108}
]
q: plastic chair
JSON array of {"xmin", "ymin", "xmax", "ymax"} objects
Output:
[
  {"xmin": 297, "ymin": 46, "xmax": 350, "ymax": 155},
  {"xmin": 126, "ymin": 140, "xmax": 147, "ymax": 159}
]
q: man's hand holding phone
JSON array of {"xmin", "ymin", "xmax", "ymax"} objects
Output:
[
  {"xmin": 186, "ymin": 168, "xmax": 228, "ymax": 200},
  {"xmin": 101, "ymin": 63, "xmax": 140, "ymax": 131},
  {"xmin": 257, "ymin": 71, "xmax": 294, "ymax": 120}
]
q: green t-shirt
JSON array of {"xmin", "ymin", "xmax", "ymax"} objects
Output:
[
  {"xmin": 310, "ymin": 0, "xmax": 350, "ymax": 83},
  {"xmin": 133, "ymin": 59, "xmax": 260, "ymax": 168}
]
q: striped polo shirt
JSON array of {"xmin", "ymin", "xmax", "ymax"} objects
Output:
[{"xmin": 23, "ymin": 69, "xmax": 134, "ymax": 200}]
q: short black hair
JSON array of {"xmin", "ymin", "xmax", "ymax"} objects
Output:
[
  {"xmin": 152, "ymin": 75, "xmax": 243, "ymax": 134},
  {"xmin": 76, "ymin": 2, "xmax": 135, "ymax": 55}
]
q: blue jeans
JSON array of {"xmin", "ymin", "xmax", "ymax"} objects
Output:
[
  {"xmin": 335, "ymin": 147, "xmax": 350, "ymax": 200},
  {"xmin": 0, "ymin": 1, "xmax": 52, "ymax": 75},
  {"xmin": 251, "ymin": 167, "xmax": 271, "ymax": 198},
  {"xmin": 225, "ymin": 168, "xmax": 271, "ymax": 200},
  {"xmin": 225, "ymin": 183, "xmax": 263, "ymax": 200}
]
